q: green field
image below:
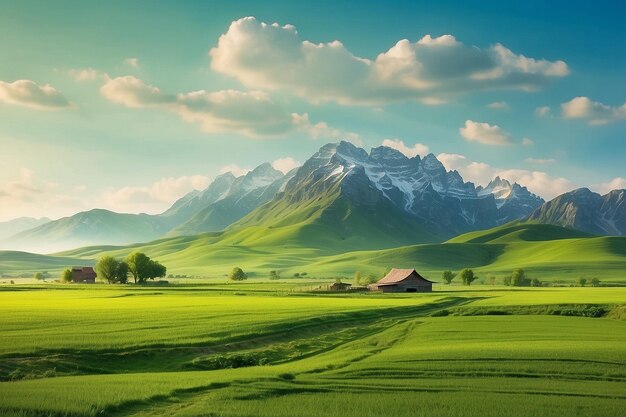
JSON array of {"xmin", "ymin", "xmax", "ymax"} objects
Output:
[{"xmin": 0, "ymin": 283, "xmax": 624, "ymax": 417}]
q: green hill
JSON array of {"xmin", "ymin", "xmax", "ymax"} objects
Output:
[
  {"xmin": 3, "ymin": 223, "xmax": 625, "ymax": 283},
  {"xmin": 447, "ymin": 222, "xmax": 594, "ymax": 244}
]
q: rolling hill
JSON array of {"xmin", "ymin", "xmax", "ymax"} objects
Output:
[{"xmin": 1, "ymin": 223, "xmax": 613, "ymax": 283}]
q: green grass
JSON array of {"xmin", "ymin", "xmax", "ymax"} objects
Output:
[
  {"xmin": 0, "ymin": 285, "xmax": 624, "ymax": 416},
  {"xmin": 2, "ymin": 224, "xmax": 624, "ymax": 285}
]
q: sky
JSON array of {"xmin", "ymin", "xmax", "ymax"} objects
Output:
[{"xmin": 0, "ymin": 0, "xmax": 625, "ymax": 221}]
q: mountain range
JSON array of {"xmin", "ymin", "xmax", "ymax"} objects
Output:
[{"xmin": 0, "ymin": 141, "xmax": 624, "ymax": 253}]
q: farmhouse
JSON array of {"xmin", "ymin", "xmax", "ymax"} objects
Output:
[
  {"xmin": 368, "ymin": 268, "xmax": 433, "ymax": 293},
  {"xmin": 329, "ymin": 282, "xmax": 352, "ymax": 291},
  {"xmin": 72, "ymin": 267, "xmax": 96, "ymax": 284}
]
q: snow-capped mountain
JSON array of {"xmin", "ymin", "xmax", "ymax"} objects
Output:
[
  {"xmin": 233, "ymin": 141, "xmax": 545, "ymax": 242},
  {"xmin": 477, "ymin": 177, "xmax": 544, "ymax": 224},
  {"xmin": 529, "ymin": 188, "xmax": 625, "ymax": 235},
  {"xmin": 169, "ymin": 163, "xmax": 293, "ymax": 236}
]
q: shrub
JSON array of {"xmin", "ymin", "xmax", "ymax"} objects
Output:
[{"xmin": 229, "ymin": 267, "xmax": 247, "ymax": 281}]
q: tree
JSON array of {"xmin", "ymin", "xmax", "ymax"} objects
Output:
[
  {"xmin": 125, "ymin": 252, "xmax": 150, "ymax": 284},
  {"xmin": 61, "ymin": 268, "xmax": 73, "ymax": 283},
  {"xmin": 503, "ymin": 276, "xmax": 512, "ymax": 286},
  {"xmin": 591, "ymin": 277, "xmax": 600, "ymax": 287},
  {"xmin": 146, "ymin": 260, "xmax": 166, "ymax": 281},
  {"xmin": 293, "ymin": 272, "xmax": 300, "ymax": 278},
  {"xmin": 116, "ymin": 261, "xmax": 129, "ymax": 284},
  {"xmin": 124, "ymin": 252, "xmax": 166, "ymax": 284},
  {"xmin": 354, "ymin": 271, "xmax": 362, "ymax": 285},
  {"xmin": 441, "ymin": 270, "xmax": 456, "ymax": 285},
  {"xmin": 33, "ymin": 272, "xmax": 43, "ymax": 281},
  {"xmin": 577, "ymin": 277, "xmax": 587, "ymax": 287},
  {"xmin": 269, "ymin": 270, "xmax": 280, "ymax": 280},
  {"xmin": 95, "ymin": 255, "xmax": 119, "ymax": 284},
  {"xmin": 511, "ymin": 269, "xmax": 531, "ymax": 287},
  {"xmin": 531, "ymin": 278, "xmax": 542, "ymax": 287},
  {"xmin": 460, "ymin": 268, "xmax": 477, "ymax": 286},
  {"xmin": 229, "ymin": 267, "xmax": 247, "ymax": 281}
]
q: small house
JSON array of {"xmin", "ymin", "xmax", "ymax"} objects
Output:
[
  {"xmin": 368, "ymin": 268, "xmax": 433, "ymax": 293},
  {"xmin": 329, "ymin": 282, "xmax": 352, "ymax": 292},
  {"xmin": 72, "ymin": 267, "xmax": 96, "ymax": 284}
]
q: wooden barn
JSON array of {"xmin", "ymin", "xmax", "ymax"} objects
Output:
[
  {"xmin": 72, "ymin": 267, "xmax": 96, "ymax": 284},
  {"xmin": 368, "ymin": 268, "xmax": 433, "ymax": 293}
]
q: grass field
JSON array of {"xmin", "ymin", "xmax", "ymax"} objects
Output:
[{"xmin": 0, "ymin": 283, "xmax": 624, "ymax": 417}]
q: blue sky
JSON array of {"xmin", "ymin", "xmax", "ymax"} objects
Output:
[{"xmin": 0, "ymin": 0, "xmax": 624, "ymax": 220}]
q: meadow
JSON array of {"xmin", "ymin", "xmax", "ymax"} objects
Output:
[{"xmin": 0, "ymin": 282, "xmax": 624, "ymax": 417}]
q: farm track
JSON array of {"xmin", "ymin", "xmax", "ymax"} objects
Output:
[
  {"xmin": 98, "ymin": 300, "xmax": 459, "ymax": 417},
  {"xmin": 0, "ymin": 297, "xmax": 473, "ymax": 381}
]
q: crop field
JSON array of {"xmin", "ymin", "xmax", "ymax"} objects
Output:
[{"xmin": 0, "ymin": 283, "xmax": 624, "ymax": 417}]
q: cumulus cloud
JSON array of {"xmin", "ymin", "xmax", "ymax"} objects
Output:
[
  {"xmin": 381, "ymin": 138, "xmax": 429, "ymax": 157},
  {"xmin": 487, "ymin": 101, "xmax": 509, "ymax": 110},
  {"xmin": 437, "ymin": 153, "xmax": 571, "ymax": 199},
  {"xmin": 522, "ymin": 137, "xmax": 534, "ymax": 146},
  {"xmin": 209, "ymin": 17, "xmax": 568, "ymax": 105},
  {"xmin": 219, "ymin": 164, "xmax": 251, "ymax": 177},
  {"xmin": 98, "ymin": 175, "xmax": 211, "ymax": 214},
  {"xmin": 100, "ymin": 75, "xmax": 350, "ymax": 138},
  {"xmin": 124, "ymin": 58, "xmax": 140, "ymax": 68},
  {"xmin": 0, "ymin": 80, "xmax": 72, "ymax": 110},
  {"xmin": 535, "ymin": 106, "xmax": 551, "ymax": 117},
  {"xmin": 592, "ymin": 177, "xmax": 626, "ymax": 194},
  {"xmin": 272, "ymin": 157, "xmax": 300, "ymax": 173},
  {"xmin": 561, "ymin": 96, "xmax": 626, "ymax": 125},
  {"xmin": 525, "ymin": 157, "xmax": 556, "ymax": 164},
  {"xmin": 68, "ymin": 68, "xmax": 101, "ymax": 81},
  {"xmin": 459, "ymin": 120, "xmax": 512, "ymax": 145}
]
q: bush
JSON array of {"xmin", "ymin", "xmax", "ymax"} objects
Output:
[
  {"xmin": 229, "ymin": 267, "xmax": 247, "ymax": 281},
  {"xmin": 278, "ymin": 373, "xmax": 296, "ymax": 381},
  {"xmin": 61, "ymin": 268, "xmax": 73, "ymax": 283}
]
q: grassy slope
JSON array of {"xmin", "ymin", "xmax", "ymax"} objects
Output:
[
  {"xmin": 2, "ymin": 224, "xmax": 625, "ymax": 282},
  {"xmin": 0, "ymin": 285, "xmax": 624, "ymax": 417}
]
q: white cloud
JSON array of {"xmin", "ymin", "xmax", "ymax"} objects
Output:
[
  {"xmin": 0, "ymin": 79, "xmax": 72, "ymax": 110},
  {"xmin": 124, "ymin": 58, "xmax": 140, "ymax": 68},
  {"xmin": 592, "ymin": 177, "xmax": 626, "ymax": 194},
  {"xmin": 437, "ymin": 152, "xmax": 571, "ymax": 199},
  {"xmin": 272, "ymin": 157, "xmax": 300, "ymax": 174},
  {"xmin": 292, "ymin": 113, "xmax": 362, "ymax": 144},
  {"xmin": 535, "ymin": 106, "xmax": 551, "ymax": 117},
  {"xmin": 219, "ymin": 164, "xmax": 251, "ymax": 177},
  {"xmin": 68, "ymin": 68, "xmax": 101, "ymax": 81},
  {"xmin": 522, "ymin": 137, "xmax": 534, "ymax": 146},
  {"xmin": 0, "ymin": 168, "xmax": 88, "ymax": 221},
  {"xmin": 459, "ymin": 120, "xmax": 512, "ymax": 145},
  {"xmin": 487, "ymin": 101, "xmax": 509, "ymax": 110},
  {"xmin": 209, "ymin": 17, "xmax": 568, "ymax": 106},
  {"xmin": 381, "ymin": 138, "xmax": 429, "ymax": 157},
  {"xmin": 561, "ymin": 96, "xmax": 626, "ymax": 125},
  {"xmin": 525, "ymin": 157, "xmax": 556, "ymax": 164},
  {"xmin": 100, "ymin": 75, "xmax": 350, "ymax": 138},
  {"xmin": 98, "ymin": 175, "xmax": 211, "ymax": 214}
]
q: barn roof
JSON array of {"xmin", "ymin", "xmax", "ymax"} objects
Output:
[{"xmin": 375, "ymin": 268, "xmax": 434, "ymax": 285}]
